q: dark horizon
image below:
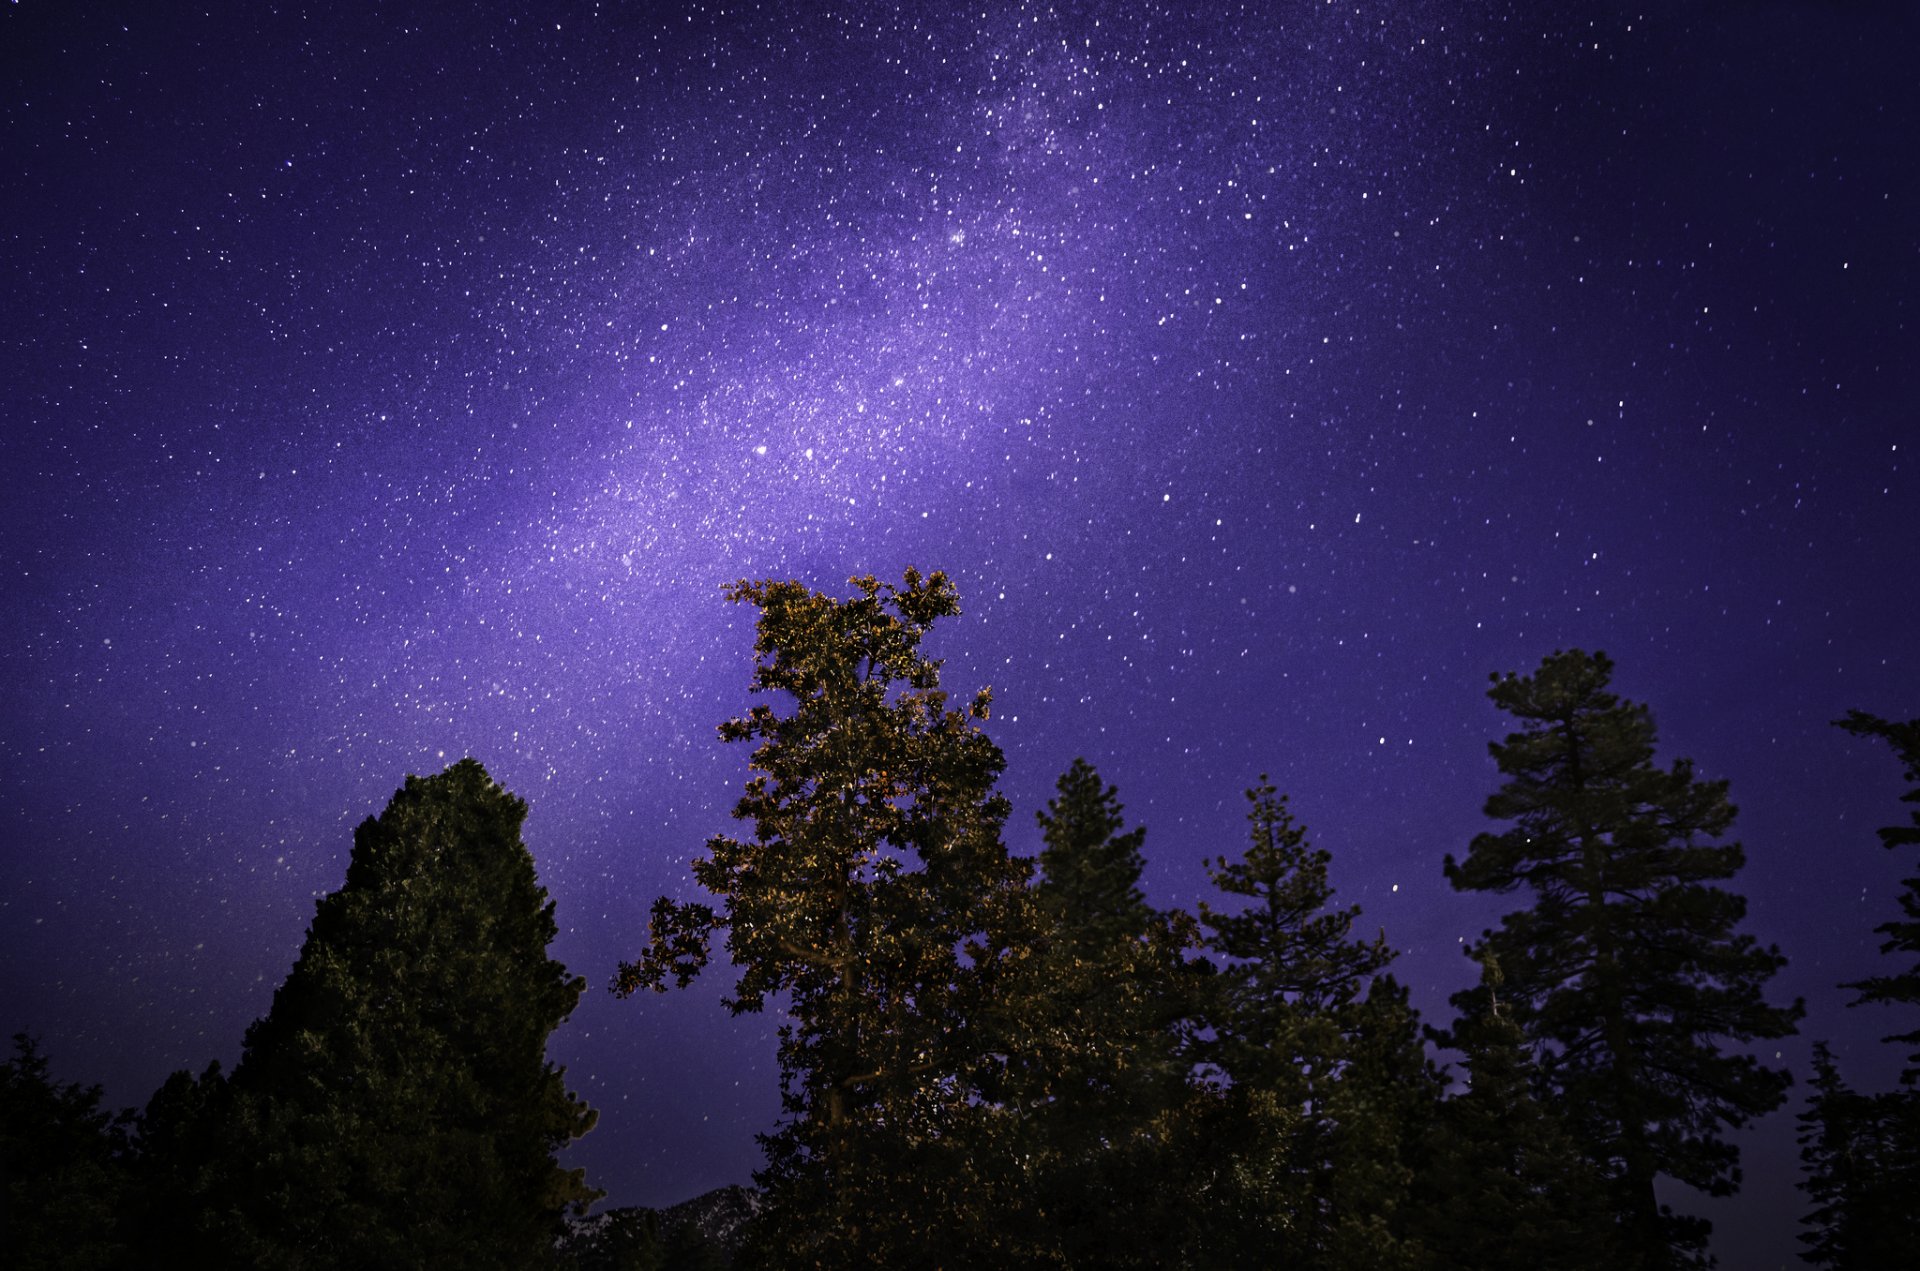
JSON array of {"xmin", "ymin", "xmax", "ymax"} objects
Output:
[{"xmin": 4, "ymin": 3, "xmax": 1916, "ymax": 1266}]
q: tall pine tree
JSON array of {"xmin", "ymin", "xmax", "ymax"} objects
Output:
[
  {"xmin": 1197, "ymin": 778, "xmax": 1432, "ymax": 1270},
  {"xmin": 1445, "ymin": 650, "xmax": 1802, "ymax": 1269},
  {"xmin": 208, "ymin": 759, "xmax": 599, "ymax": 1269},
  {"xmin": 989, "ymin": 759, "xmax": 1198, "ymax": 1267},
  {"xmin": 616, "ymin": 570, "xmax": 1030, "ymax": 1269}
]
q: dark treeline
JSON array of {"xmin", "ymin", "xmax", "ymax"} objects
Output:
[{"xmin": 4, "ymin": 570, "xmax": 1915, "ymax": 1269}]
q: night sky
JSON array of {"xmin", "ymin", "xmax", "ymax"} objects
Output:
[{"xmin": 3, "ymin": 1, "xmax": 1915, "ymax": 1264}]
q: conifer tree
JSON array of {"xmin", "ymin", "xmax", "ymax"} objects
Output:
[
  {"xmin": 214, "ymin": 759, "xmax": 599, "ymax": 1269},
  {"xmin": 1446, "ymin": 650, "xmax": 1802, "ymax": 1269},
  {"xmin": 1796, "ymin": 711, "xmax": 1920, "ymax": 1266},
  {"xmin": 991, "ymin": 759, "xmax": 1198, "ymax": 1267},
  {"xmin": 1796, "ymin": 1042, "xmax": 1920, "ymax": 1268},
  {"xmin": 1415, "ymin": 956, "xmax": 1617, "ymax": 1271},
  {"xmin": 1196, "ymin": 778, "xmax": 1432, "ymax": 1269},
  {"xmin": 1833, "ymin": 710, "xmax": 1920, "ymax": 1079},
  {"xmin": 616, "ymin": 570, "xmax": 1030, "ymax": 1268},
  {"xmin": 1200, "ymin": 779, "xmax": 1395, "ymax": 1084}
]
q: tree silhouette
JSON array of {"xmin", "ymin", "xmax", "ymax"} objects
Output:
[
  {"xmin": 205, "ymin": 759, "xmax": 598, "ymax": 1268},
  {"xmin": 987, "ymin": 758, "xmax": 1199, "ymax": 1266},
  {"xmin": 1833, "ymin": 710, "xmax": 1920, "ymax": 1079},
  {"xmin": 1796, "ymin": 1041, "xmax": 1920, "ymax": 1268},
  {"xmin": 1445, "ymin": 650, "xmax": 1802, "ymax": 1268},
  {"xmin": 1196, "ymin": 778, "xmax": 1433, "ymax": 1269},
  {"xmin": 1, "ymin": 1033, "xmax": 134, "ymax": 1270},
  {"xmin": 1415, "ymin": 955, "xmax": 1617, "ymax": 1270}
]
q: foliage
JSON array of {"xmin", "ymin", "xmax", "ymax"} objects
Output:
[
  {"xmin": 984, "ymin": 759, "xmax": 1201, "ymax": 1267},
  {"xmin": 617, "ymin": 570, "xmax": 1030, "ymax": 1267},
  {"xmin": 1834, "ymin": 710, "xmax": 1920, "ymax": 1080},
  {"xmin": 1445, "ymin": 650, "xmax": 1802, "ymax": 1269},
  {"xmin": 124, "ymin": 1058, "xmax": 234, "ymax": 1263},
  {"xmin": 1412, "ymin": 956, "xmax": 1617, "ymax": 1270},
  {"xmin": 200, "ymin": 759, "xmax": 598, "ymax": 1268},
  {"xmin": 1796, "ymin": 1042, "xmax": 1920, "ymax": 1269},
  {"xmin": 558, "ymin": 1202, "xmax": 733, "ymax": 1271},
  {"xmin": 0, "ymin": 1033, "xmax": 134, "ymax": 1271},
  {"xmin": 1196, "ymin": 778, "xmax": 1434, "ymax": 1269}
]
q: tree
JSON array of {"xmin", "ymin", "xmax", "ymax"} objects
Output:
[
  {"xmin": 1796, "ymin": 1042, "xmax": 1920, "ymax": 1269},
  {"xmin": 987, "ymin": 759, "xmax": 1200, "ymax": 1267},
  {"xmin": 1795, "ymin": 711, "xmax": 1920, "ymax": 1265},
  {"xmin": 125, "ymin": 1059, "xmax": 233, "ymax": 1265},
  {"xmin": 1445, "ymin": 650, "xmax": 1803, "ymax": 1269},
  {"xmin": 1834, "ymin": 710, "xmax": 1920, "ymax": 1080},
  {"xmin": 0, "ymin": 1033, "xmax": 134, "ymax": 1271},
  {"xmin": 214, "ymin": 759, "xmax": 599, "ymax": 1268},
  {"xmin": 1196, "ymin": 778, "xmax": 1432, "ymax": 1269},
  {"xmin": 616, "ymin": 570, "xmax": 1030, "ymax": 1268},
  {"xmin": 1413, "ymin": 956, "xmax": 1617, "ymax": 1271}
]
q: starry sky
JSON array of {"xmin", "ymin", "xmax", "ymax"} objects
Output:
[{"xmin": 3, "ymin": 1, "xmax": 1915, "ymax": 1263}]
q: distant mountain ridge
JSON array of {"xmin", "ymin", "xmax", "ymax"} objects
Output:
[{"xmin": 561, "ymin": 1183, "xmax": 760, "ymax": 1269}]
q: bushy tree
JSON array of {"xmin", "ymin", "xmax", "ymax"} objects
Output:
[
  {"xmin": 616, "ymin": 570, "xmax": 1030, "ymax": 1268},
  {"xmin": 204, "ymin": 759, "xmax": 598, "ymax": 1268},
  {"xmin": 1, "ymin": 1033, "xmax": 134, "ymax": 1271},
  {"xmin": 125, "ymin": 1058, "xmax": 233, "ymax": 1263},
  {"xmin": 1445, "ymin": 650, "xmax": 1802, "ymax": 1269}
]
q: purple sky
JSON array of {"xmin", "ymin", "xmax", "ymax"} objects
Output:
[{"xmin": 4, "ymin": 2, "xmax": 1915, "ymax": 1264}]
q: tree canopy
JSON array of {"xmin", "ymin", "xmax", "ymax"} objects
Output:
[
  {"xmin": 617, "ymin": 570, "xmax": 1031, "ymax": 1267},
  {"xmin": 1445, "ymin": 650, "xmax": 1802, "ymax": 1268},
  {"xmin": 202, "ymin": 759, "xmax": 598, "ymax": 1268}
]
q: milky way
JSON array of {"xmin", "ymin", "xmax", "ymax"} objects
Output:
[{"xmin": 4, "ymin": 2, "xmax": 1915, "ymax": 1260}]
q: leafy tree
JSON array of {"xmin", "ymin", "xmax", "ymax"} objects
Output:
[
  {"xmin": 0, "ymin": 1033, "xmax": 134, "ymax": 1271},
  {"xmin": 1796, "ymin": 1042, "xmax": 1920, "ymax": 1269},
  {"xmin": 1445, "ymin": 650, "xmax": 1803, "ymax": 1269},
  {"xmin": 616, "ymin": 570, "xmax": 1030, "ymax": 1268},
  {"xmin": 1834, "ymin": 710, "xmax": 1920, "ymax": 1080},
  {"xmin": 1196, "ymin": 778, "xmax": 1432, "ymax": 1269},
  {"xmin": 1414, "ymin": 956, "xmax": 1617, "ymax": 1271},
  {"xmin": 212, "ymin": 759, "xmax": 599, "ymax": 1268}
]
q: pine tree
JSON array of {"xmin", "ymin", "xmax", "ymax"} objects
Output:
[
  {"xmin": 616, "ymin": 570, "xmax": 1030, "ymax": 1268},
  {"xmin": 1834, "ymin": 710, "xmax": 1920, "ymax": 1080},
  {"xmin": 1796, "ymin": 712, "xmax": 1920, "ymax": 1265},
  {"xmin": 1415, "ymin": 956, "xmax": 1617, "ymax": 1271},
  {"xmin": 214, "ymin": 759, "xmax": 599, "ymax": 1268},
  {"xmin": 1445, "ymin": 650, "xmax": 1803, "ymax": 1269},
  {"xmin": 1196, "ymin": 778, "xmax": 1431, "ymax": 1269},
  {"xmin": 1200, "ymin": 779, "xmax": 1395, "ymax": 1084},
  {"xmin": 1796, "ymin": 1042, "xmax": 1920, "ymax": 1268},
  {"xmin": 990, "ymin": 759, "xmax": 1199, "ymax": 1267}
]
